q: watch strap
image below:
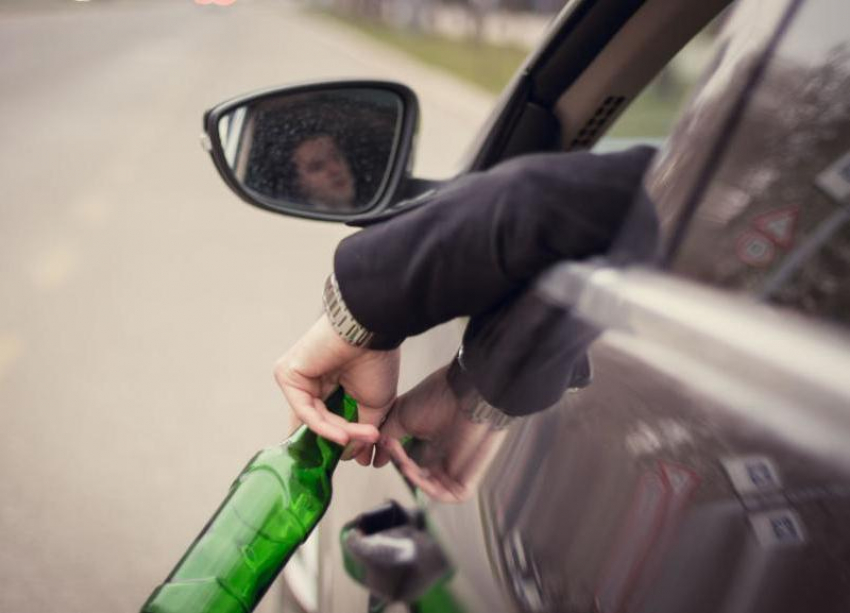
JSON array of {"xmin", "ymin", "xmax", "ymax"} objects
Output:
[
  {"xmin": 447, "ymin": 347, "xmax": 516, "ymax": 430},
  {"xmin": 322, "ymin": 273, "xmax": 375, "ymax": 348}
]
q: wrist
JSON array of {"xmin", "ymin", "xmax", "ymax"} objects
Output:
[{"xmin": 446, "ymin": 347, "xmax": 516, "ymax": 430}]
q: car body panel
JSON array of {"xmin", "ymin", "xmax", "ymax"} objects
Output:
[
  {"xmin": 454, "ymin": 263, "xmax": 850, "ymax": 612},
  {"xmin": 282, "ymin": 0, "xmax": 850, "ymax": 611}
]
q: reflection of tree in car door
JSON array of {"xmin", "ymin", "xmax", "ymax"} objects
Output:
[{"xmin": 670, "ymin": 45, "xmax": 850, "ymax": 326}]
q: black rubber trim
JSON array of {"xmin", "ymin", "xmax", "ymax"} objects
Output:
[
  {"xmin": 470, "ymin": 0, "xmax": 647, "ymax": 170},
  {"xmin": 530, "ymin": 0, "xmax": 646, "ymax": 104}
]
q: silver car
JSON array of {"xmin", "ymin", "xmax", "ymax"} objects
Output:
[{"xmin": 203, "ymin": 0, "xmax": 850, "ymax": 610}]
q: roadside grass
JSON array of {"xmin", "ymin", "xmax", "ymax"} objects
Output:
[{"xmin": 318, "ymin": 12, "xmax": 528, "ymax": 95}]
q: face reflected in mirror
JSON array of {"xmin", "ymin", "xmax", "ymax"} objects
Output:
[
  {"xmin": 292, "ymin": 134, "xmax": 356, "ymax": 210},
  {"xmin": 218, "ymin": 88, "xmax": 402, "ymax": 214}
]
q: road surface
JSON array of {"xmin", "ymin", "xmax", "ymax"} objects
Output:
[{"xmin": 0, "ymin": 1, "xmax": 493, "ymax": 611}]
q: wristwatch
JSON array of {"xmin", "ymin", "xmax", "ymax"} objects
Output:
[
  {"xmin": 447, "ymin": 347, "xmax": 516, "ymax": 430},
  {"xmin": 322, "ymin": 273, "xmax": 374, "ymax": 348}
]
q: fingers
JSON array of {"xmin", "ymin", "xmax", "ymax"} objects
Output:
[
  {"xmin": 384, "ymin": 438, "xmax": 463, "ymax": 502},
  {"xmin": 371, "ymin": 368, "xmax": 498, "ymax": 503},
  {"xmin": 340, "ymin": 441, "xmax": 375, "ymax": 465},
  {"xmin": 431, "ymin": 468, "xmax": 469, "ymax": 502},
  {"xmin": 274, "ymin": 315, "xmax": 390, "ymax": 446},
  {"xmin": 354, "ymin": 446, "xmax": 374, "ymax": 466},
  {"xmin": 338, "ymin": 349, "xmax": 400, "ymax": 451},
  {"xmin": 373, "ymin": 405, "xmax": 408, "ymax": 467},
  {"xmin": 276, "ymin": 366, "xmax": 379, "ymax": 446},
  {"xmin": 338, "ymin": 402, "xmax": 393, "ymax": 463},
  {"xmin": 323, "ymin": 411, "xmax": 380, "ymax": 441},
  {"xmin": 373, "ymin": 365, "xmax": 455, "ymax": 467},
  {"xmin": 372, "ymin": 443, "xmax": 392, "ymax": 468},
  {"xmin": 382, "ymin": 437, "xmax": 420, "ymax": 477},
  {"xmin": 275, "ymin": 353, "xmax": 349, "ymax": 445},
  {"xmin": 281, "ymin": 385, "xmax": 350, "ymax": 446},
  {"xmin": 287, "ymin": 396, "xmax": 379, "ymax": 447}
]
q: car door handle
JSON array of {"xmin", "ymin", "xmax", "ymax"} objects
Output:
[{"xmin": 340, "ymin": 501, "xmax": 450, "ymax": 603}]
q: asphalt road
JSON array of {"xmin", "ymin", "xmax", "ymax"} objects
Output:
[{"xmin": 0, "ymin": 2, "xmax": 492, "ymax": 611}]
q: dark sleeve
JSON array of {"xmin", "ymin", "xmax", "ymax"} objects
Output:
[
  {"xmin": 460, "ymin": 188, "xmax": 660, "ymax": 416},
  {"xmin": 334, "ymin": 146, "xmax": 657, "ymax": 349}
]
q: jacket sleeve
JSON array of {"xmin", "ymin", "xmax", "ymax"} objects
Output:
[
  {"xmin": 459, "ymin": 188, "xmax": 660, "ymax": 416},
  {"xmin": 333, "ymin": 146, "xmax": 657, "ymax": 349}
]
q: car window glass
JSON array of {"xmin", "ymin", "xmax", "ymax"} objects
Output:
[
  {"xmin": 663, "ymin": 0, "xmax": 850, "ymax": 328},
  {"xmin": 601, "ymin": 14, "xmax": 726, "ymax": 146},
  {"xmin": 643, "ymin": 0, "xmax": 792, "ymax": 235}
]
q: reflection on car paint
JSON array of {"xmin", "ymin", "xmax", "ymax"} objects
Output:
[
  {"xmin": 815, "ymin": 150, "xmax": 850, "ymax": 202},
  {"xmin": 751, "ymin": 208, "xmax": 798, "ymax": 249},
  {"xmin": 735, "ymin": 231, "xmax": 777, "ymax": 267},
  {"xmin": 595, "ymin": 462, "xmax": 701, "ymax": 613},
  {"xmin": 504, "ymin": 529, "xmax": 548, "ymax": 613},
  {"xmin": 721, "ymin": 455, "xmax": 782, "ymax": 496},
  {"xmin": 624, "ymin": 420, "xmax": 694, "ymax": 457},
  {"xmin": 748, "ymin": 509, "xmax": 806, "ymax": 548},
  {"xmin": 667, "ymin": 0, "xmax": 850, "ymax": 326}
]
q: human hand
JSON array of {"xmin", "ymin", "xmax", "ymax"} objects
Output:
[
  {"xmin": 274, "ymin": 314, "xmax": 400, "ymax": 453},
  {"xmin": 373, "ymin": 365, "xmax": 508, "ymax": 502}
]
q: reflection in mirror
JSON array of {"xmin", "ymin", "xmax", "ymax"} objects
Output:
[{"xmin": 218, "ymin": 88, "xmax": 403, "ymax": 214}]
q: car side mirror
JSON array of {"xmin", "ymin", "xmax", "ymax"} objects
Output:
[{"xmin": 203, "ymin": 81, "xmax": 419, "ymax": 221}]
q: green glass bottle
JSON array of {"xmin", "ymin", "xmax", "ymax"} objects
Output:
[{"xmin": 142, "ymin": 388, "xmax": 357, "ymax": 613}]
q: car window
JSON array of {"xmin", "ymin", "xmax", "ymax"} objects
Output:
[
  {"xmin": 602, "ymin": 17, "xmax": 724, "ymax": 144},
  {"xmin": 657, "ymin": 0, "xmax": 850, "ymax": 328},
  {"xmin": 644, "ymin": 0, "xmax": 791, "ymax": 230}
]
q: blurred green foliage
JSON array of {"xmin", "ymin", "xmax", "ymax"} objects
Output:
[
  {"xmin": 607, "ymin": 83, "xmax": 687, "ymax": 138},
  {"xmin": 321, "ymin": 12, "xmax": 528, "ymax": 94},
  {"xmin": 320, "ymin": 10, "xmax": 697, "ymax": 139}
]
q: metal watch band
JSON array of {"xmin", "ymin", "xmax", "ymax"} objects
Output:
[
  {"xmin": 447, "ymin": 348, "xmax": 516, "ymax": 430},
  {"xmin": 322, "ymin": 273, "xmax": 375, "ymax": 348}
]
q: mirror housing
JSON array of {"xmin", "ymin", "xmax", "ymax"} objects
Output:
[{"xmin": 203, "ymin": 80, "xmax": 419, "ymax": 221}]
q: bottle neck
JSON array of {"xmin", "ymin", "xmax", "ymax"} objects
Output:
[{"xmin": 285, "ymin": 388, "xmax": 358, "ymax": 469}]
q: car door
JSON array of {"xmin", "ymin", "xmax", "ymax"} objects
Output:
[
  {"xmin": 420, "ymin": 1, "xmax": 850, "ymax": 612},
  {"xmin": 295, "ymin": 0, "xmax": 742, "ymax": 612}
]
